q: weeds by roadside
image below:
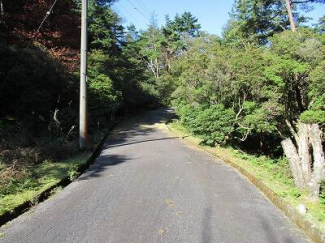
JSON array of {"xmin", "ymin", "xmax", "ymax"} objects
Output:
[{"xmin": 0, "ymin": 153, "xmax": 89, "ymax": 216}]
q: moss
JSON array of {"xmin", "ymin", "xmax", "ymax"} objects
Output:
[{"xmin": 0, "ymin": 153, "xmax": 89, "ymax": 216}]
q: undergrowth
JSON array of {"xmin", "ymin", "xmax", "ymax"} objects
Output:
[
  {"xmin": 0, "ymin": 153, "xmax": 89, "ymax": 216},
  {"xmin": 0, "ymin": 120, "xmax": 105, "ymax": 217}
]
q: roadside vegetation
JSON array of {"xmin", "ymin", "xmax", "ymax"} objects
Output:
[
  {"xmin": 0, "ymin": 0, "xmax": 324, "ymax": 232},
  {"xmin": 0, "ymin": 153, "xmax": 89, "ymax": 216}
]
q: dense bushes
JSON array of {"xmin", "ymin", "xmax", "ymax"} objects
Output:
[
  {"xmin": 168, "ymin": 29, "xmax": 325, "ymax": 158},
  {"xmin": 0, "ymin": 42, "xmax": 77, "ymax": 133},
  {"xmin": 178, "ymin": 105, "xmax": 235, "ymax": 145}
]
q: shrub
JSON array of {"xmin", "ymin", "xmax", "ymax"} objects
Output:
[
  {"xmin": 320, "ymin": 180, "xmax": 325, "ymax": 204},
  {"xmin": 179, "ymin": 104, "xmax": 235, "ymax": 145}
]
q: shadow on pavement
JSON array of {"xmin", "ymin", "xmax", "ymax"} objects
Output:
[
  {"xmin": 79, "ymin": 154, "xmax": 129, "ymax": 180},
  {"xmin": 201, "ymin": 207, "xmax": 213, "ymax": 243},
  {"xmin": 80, "ymin": 108, "xmax": 176, "ymax": 181},
  {"xmin": 132, "ymin": 108, "xmax": 175, "ymax": 126},
  {"xmin": 104, "ymin": 137, "xmax": 178, "ymax": 149},
  {"xmin": 260, "ymin": 215, "xmax": 294, "ymax": 243}
]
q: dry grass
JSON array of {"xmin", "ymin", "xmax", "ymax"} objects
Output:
[{"xmin": 0, "ymin": 124, "xmax": 89, "ymax": 216}]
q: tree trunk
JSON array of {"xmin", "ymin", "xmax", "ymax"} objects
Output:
[
  {"xmin": 282, "ymin": 121, "xmax": 325, "ymax": 199},
  {"xmin": 297, "ymin": 122, "xmax": 312, "ymax": 183},
  {"xmin": 281, "ymin": 138, "xmax": 305, "ymax": 188},
  {"xmin": 155, "ymin": 58, "xmax": 159, "ymax": 78},
  {"xmin": 309, "ymin": 124, "xmax": 325, "ymax": 200},
  {"xmin": 284, "ymin": 0, "xmax": 296, "ymax": 31}
]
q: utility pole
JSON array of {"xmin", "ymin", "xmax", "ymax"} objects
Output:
[{"xmin": 79, "ymin": 0, "xmax": 88, "ymax": 150}]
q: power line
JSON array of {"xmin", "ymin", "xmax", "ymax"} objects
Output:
[
  {"xmin": 135, "ymin": 0, "xmax": 151, "ymax": 16},
  {"xmin": 37, "ymin": 0, "xmax": 60, "ymax": 32},
  {"xmin": 126, "ymin": 0, "xmax": 149, "ymax": 20},
  {"xmin": 0, "ymin": 0, "xmax": 60, "ymax": 91},
  {"xmin": 117, "ymin": 3, "xmax": 142, "ymax": 26}
]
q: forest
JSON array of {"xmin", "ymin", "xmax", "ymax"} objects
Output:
[{"xmin": 0, "ymin": 0, "xmax": 324, "ymax": 227}]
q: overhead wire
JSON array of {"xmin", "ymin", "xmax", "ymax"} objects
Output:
[
  {"xmin": 116, "ymin": 2, "xmax": 142, "ymax": 26},
  {"xmin": 0, "ymin": 0, "xmax": 60, "ymax": 91},
  {"xmin": 126, "ymin": 0, "xmax": 149, "ymax": 20},
  {"xmin": 135, "ymin": 0, "xmax": 151, "ymax": 17},
  {"xmin": 1, "ymin": 0, "xmax": 151, "ymax": 91},
  {"xmin": 37, "ymin": 0, "xmax": 59, "ymax": 32}
]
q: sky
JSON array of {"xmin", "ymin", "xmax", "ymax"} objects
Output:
[{"xmin": 112, "ymin": 0, "xmax": 325, "ymax": 36}]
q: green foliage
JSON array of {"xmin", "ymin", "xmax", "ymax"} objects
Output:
[
  {"xmin": 320, "ymin": 180, "xmax": 325, "ymax": 204},
  {"xmin": 316, "ymin": 15, "xmax": 325, "ymax": 33},
  {"xmin": 0, "ymin": 154, "xmax": 89, "ymax": 216},
  {"xmin": 239, "ymin": 104, "xmax": 277, "ymax": 134},
  {"xmin": 178, "ymin": 105, "xmax": 235, "ymax": 145},
  {"xmin": 168, "ymin": 28, "xmax": 324, "ymax": 157},
  {"xmin": 134, "ymin": 11, "xmax": 202, "ymax": 102},
  {"xmin": 164, "ymin": 12, "xmax": 201, "ymax": 38},
  {"xmin": 68, "ymin": 164, "xmax": 80, "ymax": 181},
  {"xmin": 222, "ymin": 0, "xmax": 317, "ymax": 46},
  {"xmin": 86, "ymin": 1, "xmax": 159, "ymax": 123},
  {"xmin": 89, "ymin": 0, "xmax": 123, "ymax": 51},
  {"xmin": 264, "ymin": 30, "xmax": 325, "ymax": 123},
  {"xmin": 300, "ymin": 110, "xmax": 325, "ymax": 124},
  {"xmin": 222, "ymin": 0, "xmax": 287, "ymax": 45}
]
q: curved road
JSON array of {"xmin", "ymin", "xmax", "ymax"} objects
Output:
[{"xmin": 0, "ymin": 109, "xmax": 310, "ymax": 243}]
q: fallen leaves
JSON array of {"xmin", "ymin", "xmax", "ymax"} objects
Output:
[
  {"xmin": 158, "ymin": 229, "xmax": 165, "ymax": 235},
  {"xmin": 165, "ymin": 199, "xmax": 174, "ymax": 208}
]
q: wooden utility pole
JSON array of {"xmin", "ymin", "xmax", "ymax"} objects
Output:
[
  {"xmin": 79, "ymin": 0, "xmax": 88, "ymax": 150},
  {"xmin": 285, "ymin": 0, "xmax": 296, "ymax": 32}
]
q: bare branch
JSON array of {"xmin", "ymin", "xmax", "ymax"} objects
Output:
[
  {"xmin": 236, "ymin": 107, "xmax": 243, "ymax": 120},
  {"xmin": 275, "ymin": 127, "xmax": 285, "ymax": 139},
  {"xmin": 308, "ymin": 97, "xmax": 316, "ymax": 109},
  {"xmin": 240, "ymin": 130, "xmax": 250, "ymax": 141},
  {"xmin": 238, "ymin": 123, "xmax": 251, "ymax": 130},
  {"xmin": 285, "ymin": 119, "xmax": 299, "ymax": 143}
]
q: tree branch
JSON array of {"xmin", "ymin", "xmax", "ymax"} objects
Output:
[{"xmin": 285, "ymin": 119, "xmax": 299, "ymax": 143}]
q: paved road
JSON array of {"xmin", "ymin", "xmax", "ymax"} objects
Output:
[{"xmin": 0, "ymin": 109, "xmax": 310, "ymax": 243}]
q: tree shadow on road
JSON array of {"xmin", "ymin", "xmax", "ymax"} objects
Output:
[
  {"xmin": 122, "ymin": 108, "xmax": 175, "ymax": 127},
  {"xmin": 259, "ymin": 214, "xmax": 296, "ymax": 243},
  {"xmin": 103, "ymin": 123, "xmax": 177, "ymax": 150},
  {"xmin": 79, "ymin": 108, "xmax": 176, "ymax": 181},
  {"xmin": 201, "ymin": 207, "xmax": 213, "ymax": 243},
  {"xmin": 78, "ymin": 154, "xmax": 129, "ymax": 181},
  {"xmin": 103, "ymin": 137, "xmax": 178, "ymax": 149}
]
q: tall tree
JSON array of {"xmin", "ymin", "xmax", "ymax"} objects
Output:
[
  {"xmin": 285, "ymin": 0, "xmax": 297, "ymax": 31},
  {"xmin": 283, "ymin": 0, "xmax": 325, "ymax": 31},
  {"xmin": 162, "ymin": 12, "xmax": 201, "ymax": 71},
  {"xmin": 222, "ymin": 0, "xmax": 322, "ymax": 45},
  {"xmin": 223, "ymin": 0, "xmax": 291, "ymax": 45},
  {"xmin": 138, "ymin": 15, "xmax": 165, "ymax": 78},
  {"xmin": 276, "ymin": 0, "xmax": 325, "ymax": 199},
  {"xmin": 315, "ymin": 15, "xmax": 325, "ymax": 33}
]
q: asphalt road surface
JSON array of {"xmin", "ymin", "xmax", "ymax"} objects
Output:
[{"xmin": 0, "ymin": 109, "xmax": 310, "ymax": 243}]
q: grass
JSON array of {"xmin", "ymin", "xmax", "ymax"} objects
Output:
[
  {"xmin": 0, "ymin": 153, "xmax": 90, "ymax": 216},
  {"xmin": 166, "ymin": 120, "xmax": 325, "ymax": 232}
]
